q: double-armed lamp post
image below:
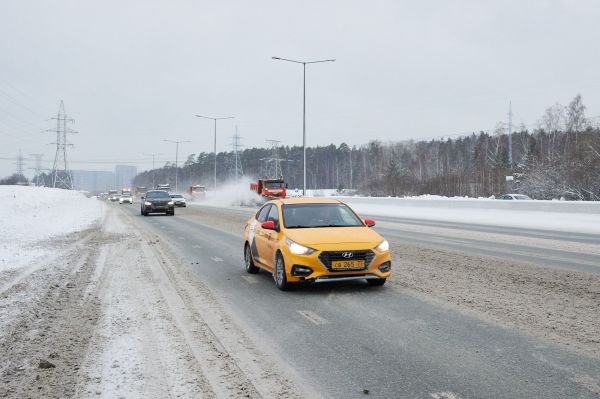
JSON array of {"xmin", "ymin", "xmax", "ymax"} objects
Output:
[
  {"xmin": 271, "ymin": 56, "xmax": 335, "ymax": 195},
  {"xmin": 195, "ymin": 114, "xmax": 235, "ymax": 190},
  {"xmin": 162, "ymin": 139, "xmax": 190, "ymax": 193}
]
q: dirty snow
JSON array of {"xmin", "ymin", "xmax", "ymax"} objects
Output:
[{"xmin": 0, "ymin": 186, "xmax": 104, "ymax": 272}]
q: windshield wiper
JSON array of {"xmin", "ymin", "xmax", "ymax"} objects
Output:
[{"xmin": 285, "ymin": 225, "xmax": 311, "ymax": 229}]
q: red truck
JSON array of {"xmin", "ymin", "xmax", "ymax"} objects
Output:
[
  {"xmin": 250, "ymin": 179, "xmax": 287, "ymax": 199},
  {"xmin": 186, "ymin": 185, "xmax": 207, "ymax": 200}
]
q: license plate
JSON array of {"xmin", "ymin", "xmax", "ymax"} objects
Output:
[{"xmin": 331, "ymin": 260, "xmax": 364, "ymax": 270}]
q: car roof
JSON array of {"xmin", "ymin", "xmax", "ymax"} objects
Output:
[{"xmin": 277, "ymin": 197, "xmax": 343, "ymax": 205}]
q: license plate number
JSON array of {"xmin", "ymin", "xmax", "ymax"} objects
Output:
[{"xmin": 331, "ymin": 260, "xmax": 364, "ymax": 270}]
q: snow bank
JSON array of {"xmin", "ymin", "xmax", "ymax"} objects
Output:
[
  {"xmin": 339, "ymin": 197, "xmax": 600, "ymax": 234},
  {"xmin": 298, "ymin": 189, "xmax": 600, "ymax": 232},
  {"xmin": 0, "ymin": 186, "xmax": 105, "ymax": 272}
]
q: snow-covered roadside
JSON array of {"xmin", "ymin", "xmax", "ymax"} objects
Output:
[
  {"xmin": 0, "ymin": 186, "xmax": 104, "ymax": 272},
  {"xmin": 344, "ymin": 200, "xmax": 600, "ymax": 234}
]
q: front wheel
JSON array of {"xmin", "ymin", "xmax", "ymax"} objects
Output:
[
  {"xmin": 367, "ymin": 278, "xmax": 386, "ymax": 287},
  {"xmin": 244, "ymin": 244, "xmax": 259, "ymax": 274},
  {"xmin": 274, "ymin": 253, "xmax": 290, "ymax": 291}
]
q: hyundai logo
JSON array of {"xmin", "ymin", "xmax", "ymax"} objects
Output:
[{"xmin": 341, "ymin": 252, "xmax": 354, "ymax": 259}]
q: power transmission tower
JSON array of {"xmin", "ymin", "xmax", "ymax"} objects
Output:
[
  {"xmin": 15, "ymin": 149, "xmax": 25, "ymax": 181},
  {"xmin": 508, "ymin": 101, "xmax": 513, "ymax": 168},
  {"xmin": 230, "ymin": 126, "xmax": 244, "ymax": 180},
  {"xmin": 29, "ymin": 153, "xmax": 43, "ymax": 186},
  {"xmin": 261, "ymin": 139, "xmax": 282, "ymax": 179},
  {"xmin": 47, "ymin": 100, "xmax": 76, "ymax": 189}
]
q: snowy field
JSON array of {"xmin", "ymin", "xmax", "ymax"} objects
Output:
[
  {"xmin": 0, "ymin": 186, "xmax": 105, "ymax": 272},
  {"xmin": 191, "ymin": 182, "xmax": 600, "ymax": 234}
]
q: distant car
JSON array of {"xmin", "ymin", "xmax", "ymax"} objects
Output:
[
  {"xmin": 170, "ymin": 194, "xmax": 187, "ymax": 207},
  {"xmin": 497, "ymin": 194, "xmax": 532, "ymax": 200},
  {"xmin": 141, "ymin": 190, "xmax": 175, "ymax": 216},
  {"xmin": 119, "ymin": 193, "xmax": 133, "ymax": 204}
]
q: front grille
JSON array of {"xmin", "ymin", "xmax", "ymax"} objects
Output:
[{"xmin": 318, "ymin": 250, "xmax": 375, "ymax": 271}]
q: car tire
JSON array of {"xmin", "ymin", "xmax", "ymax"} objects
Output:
[
  {"xmin": 274, "ymin": 253, "xmax": 290, "ymax": 291},
  {"xmin": 367, "ymin": 278, "xmax": 386, "ymax": 287},
  {"xmin": 244, "ymin": 244, "xmax": 259, "ymax": 274}
]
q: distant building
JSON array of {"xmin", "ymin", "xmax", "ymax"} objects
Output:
[
  {"xmin": 114, "ymin": 165, "xmax": 137, "ymax": 189},
  {"xmin": 72, "ymin": 170, "xmax": 114, "ymax": 193}
]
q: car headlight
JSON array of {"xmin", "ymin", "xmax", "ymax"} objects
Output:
[
  {"xmin": 144, "ymin": 201, "xmax": 152, "ymax": 206},
  {"xmin": 168, "ymin": 201, "xmax": 174, "ymax": 205},
  {"xmin": 375, "ymin": 240, "xmax": 389, "ymax": 252},
  {"xmin": 285, "ymin": 238, "xmax": 315, "ymax": 255}
]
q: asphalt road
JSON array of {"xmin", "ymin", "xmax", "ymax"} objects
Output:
[{"xmin": 118, "ymin": 204, "xmax": 600, "ymax": 399}]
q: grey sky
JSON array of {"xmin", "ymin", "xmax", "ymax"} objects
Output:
[{"xmin": 1, "ymin": 0, "xmax": 599, "ymax": 178}]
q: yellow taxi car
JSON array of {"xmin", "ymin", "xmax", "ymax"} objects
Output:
[{"xmin": 243, "ymin": 198, "xmax": 391, "ymax": 290}]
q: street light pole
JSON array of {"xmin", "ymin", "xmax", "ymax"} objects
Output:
[
  {"xmin": 195, "ymin": 115, "xmax": 235, "ymax": 190},
  {"xmin": 272, "ymin": 56, "xmax": 335, "ymax": 196},
  {"xmin": 142, "ymin": 152, "xmax": 162, "ymax": 189},
  {"xmin": 163, "ymin": 140, "xmax": 190, "ymax": 193}
]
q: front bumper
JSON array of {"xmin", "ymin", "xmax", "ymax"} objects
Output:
[
  {"xmin": 281, "ymin": 246, "xmax": 391, "ymax": 283},
  {"xmin": 145, "ymin": 205, "xmax": 174, "ymax": 213}
]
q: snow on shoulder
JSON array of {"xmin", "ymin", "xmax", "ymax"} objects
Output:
[{"xmin": 0, "ymin": 186, "xmax": 105, "ymax": 272}]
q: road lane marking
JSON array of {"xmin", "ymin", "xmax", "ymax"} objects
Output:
[
  {"xmin": 178, "ymin": 236, "xmax": 186, "ymax": 240},
  {"xmin": 430, "ymin": 392, "xmax": 462, "ymax": 399},
  {"xmin": 211, "ymin": 257, "xmax": 224, "ymax": 262},
  {"xmin": 241, "ymin": 276, "xmax": 258, "ymax": 284},
  {"xmin": 297, "ymin": 310, "xmax": 329, "ymax": 325},
  {"xmin": 192, "ymin": 245, "xmax": 201, "ymax": 249}
]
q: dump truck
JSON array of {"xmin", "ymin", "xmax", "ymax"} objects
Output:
[
  {"xmin": 186, "ymin": 185, "xmax": 207, "ymax": 200},
  {"xmin": 250, "ymin": 178, "xmax": 287, "ymax": 199}
]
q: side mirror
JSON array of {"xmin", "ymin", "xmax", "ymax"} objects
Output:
[
  {"xmin": 261, "ymin": 221, "xmax": 277, "ymax": 230},
  {"xmin": 364, "ymin": 219, "xmax": 376, "ymax": 227},
  {"xmin": 141, "ymin": 196, "xmax": 145, "ymax": 200}
]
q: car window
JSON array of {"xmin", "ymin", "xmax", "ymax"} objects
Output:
[
  {"xmin": 282, "ymin": 203, "xmax": 363, "ymax": 228},
  {"xmin": 267, "ymin": 205, "xmax": 279, "ymax": 223},
  {"xmin": 146, "ymin": 191, "xmax": 170, "ymax": 199},
  {"xmin": 256, "ymin": 205, "xmax": 271, "ymax": 222}
]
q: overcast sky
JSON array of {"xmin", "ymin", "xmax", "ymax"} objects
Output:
[{"xmin": 1, "ymin": 0, "xmax": 599, "ymax": 177}]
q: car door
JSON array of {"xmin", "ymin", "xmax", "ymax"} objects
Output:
[
  {"xmin": 252, "ymin": 204, "xmax": 272, "ymax": 267},
  {"xmin": 261, "ymin": 204, "xmax": 281, "ymax": 269}
]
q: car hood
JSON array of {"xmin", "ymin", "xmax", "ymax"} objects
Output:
[{"xmin": 284, "ymin": 226, "xmax": 383, "ymax": 248}]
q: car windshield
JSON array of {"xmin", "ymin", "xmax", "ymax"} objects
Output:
[
  {"xmin": 282, "ymin": 203, "xmax": 363, "ymax": 228},
  {"xmin": 146, "ymin": 191, "xmax": 170, "ymax": 199},
  {"xmin": 123, "ymin": 193, "xmax": 131, "ymax": 197},
  {"xmin": 265, "ymin": 181, "xmax": 284, "ymax": 189}
]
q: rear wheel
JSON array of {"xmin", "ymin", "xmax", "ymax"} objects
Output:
[
  {"xmin": 274, "ymin": 253, "xmax": 290, "ymax": 291},
  {"xmin": 367, "ymin": 278, "xmax": 386, "ymax": 287},
  {"xmin": 244, "ymin": 244, "xmax": 259, "ymax": 274}
]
